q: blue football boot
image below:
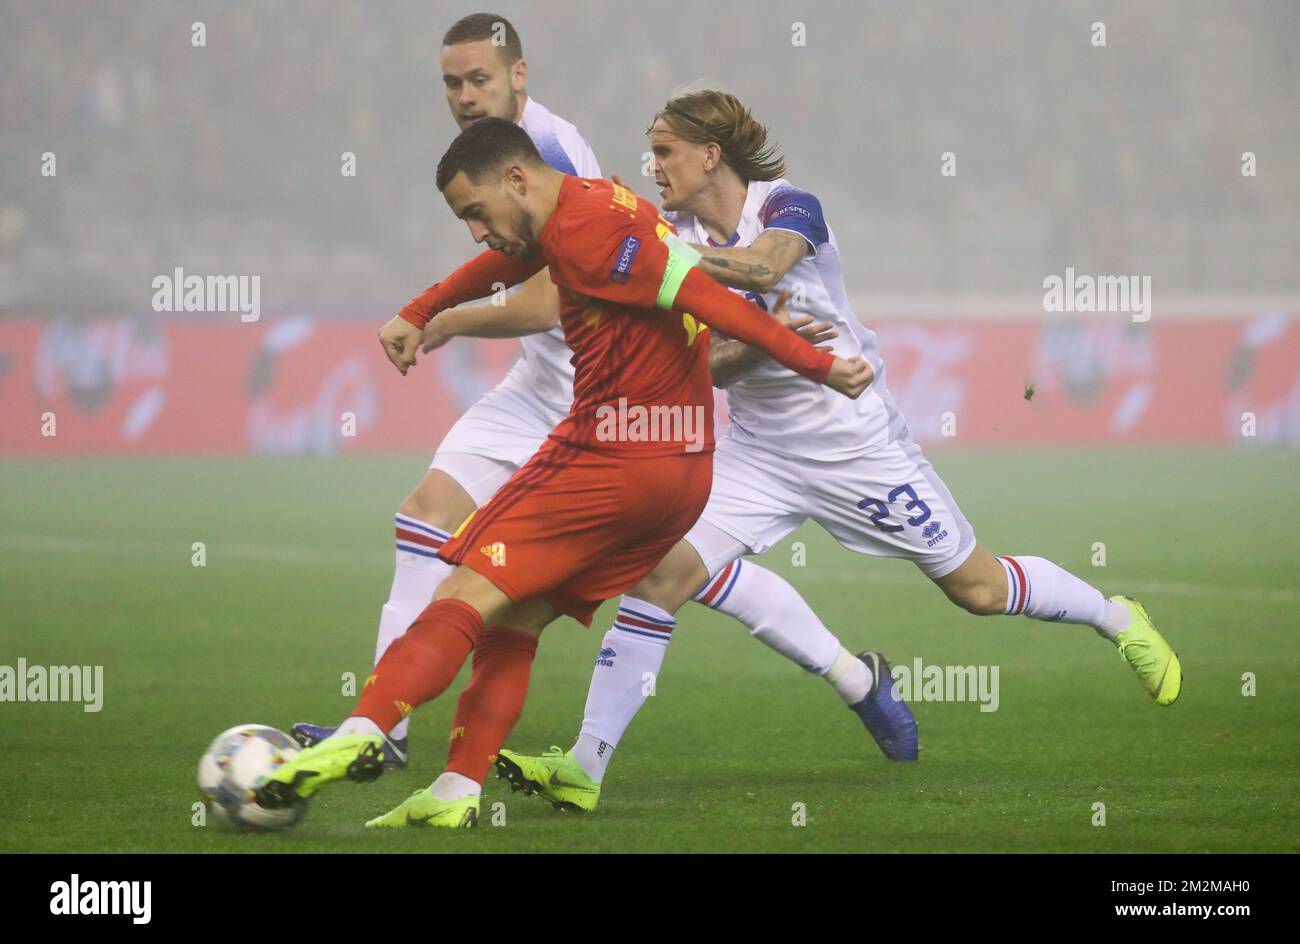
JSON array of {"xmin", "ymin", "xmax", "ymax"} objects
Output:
[{"xmin": 849, "ymin": 651, "xmax": 919, "ymax": 760}]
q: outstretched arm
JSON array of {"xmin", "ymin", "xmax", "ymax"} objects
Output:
[
  {"xmin": 380, "ymin": 249, "xmax": 546, "ymax": 375},
  {"xmin": 710, "ymin": 305, "xmax": 838, "ymax": 388},
  {"xmin": 690, "ymin": 228, "xmax": 810, "ymax": 294},
  {"xmin": 420, "ymin": 268, "xmax": 561, "ymax": 353},
  {"xmin": 399, "ymin": 249, "xmax": 546, "ymax": 329},
  {"xmin": 691, "ymin": 229, "xmax": 823, "ymax": 385},
  {"xmin": 669, "ymin": 265, "xmax": 869, "ymax": 395}
]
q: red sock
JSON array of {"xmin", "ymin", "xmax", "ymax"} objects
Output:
[
  {"xmin": 352, "ymin": 598, "xmax": 483, "ymax": 733},
  {"xmin": 445, "ymin": 626, "xmax": 539, "ymax": 783}
]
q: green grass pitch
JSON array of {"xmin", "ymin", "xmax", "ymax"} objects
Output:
[{"xmin": 2, "ymin": 448, "xmax": 1297, "ymax": 852}]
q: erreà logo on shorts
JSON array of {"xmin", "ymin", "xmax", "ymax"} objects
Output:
[{"xmin": 50, "ymin": 874, "xmax": 151, "ymax": 924}]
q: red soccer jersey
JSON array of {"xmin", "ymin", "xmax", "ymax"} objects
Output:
[
  {"xmin": 539, "ymin": 176, "xmax": 714, "ymax": 455},
  {"xmin": 400, "ymin": 175, "xmax": 835, "ymax": 457}
]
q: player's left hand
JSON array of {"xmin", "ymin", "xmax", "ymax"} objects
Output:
[{"xmin": 379, "ymin": 315, "xmax": 423, "ymax": 375}]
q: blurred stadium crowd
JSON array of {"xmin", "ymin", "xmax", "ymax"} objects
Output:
[{"xmin": 2, "ymin": 0, "xmax": 1297, "ymax": 316}]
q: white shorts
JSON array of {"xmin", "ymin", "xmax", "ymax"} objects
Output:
[
  {"xmin": 685, "ymin": 432, "xmax": 977, "ymax": 581},
  {"xmin": 429, "ymin": 366, "xmax": 568, "ymax": 506}
]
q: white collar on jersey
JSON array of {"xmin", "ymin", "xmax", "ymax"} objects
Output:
[
  {"xmin": 519, "ymin": 95, "xmax": 547, "ymax": 129},
  {"xmin": 680, "ymin": 177, "xmax": 790, "ymax": 248}
]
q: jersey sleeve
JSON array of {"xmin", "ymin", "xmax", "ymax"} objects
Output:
[
  {"xmin": 534, "ymin": 124, "xmax": 602, "ymax": 178},
  {"xmin": 671, "ymin": 267, "xmax": 833, "ymax": 384},
  {"xmin": 545, "ymin": 206, "xmax": 676, "ymax": 310},
  {"xmin": 569, "ymin": 133, "xmax": 602, "ymax": 179},
  {"xmin": 758, "ymin": 186, "xmax": 829, "ymax": 251},
  {"xmin": 398, "ymin": 250, "xmax": 546, "ymax": 329}
]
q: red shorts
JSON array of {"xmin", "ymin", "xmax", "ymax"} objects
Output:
[{"xmin": 438, "ymin": 440, "xmax": 712, "ymax": 626}]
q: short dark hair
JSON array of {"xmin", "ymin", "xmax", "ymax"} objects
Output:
[
  {"xmin": 442, "ymin": 13, "xmax": 523, "ymax": 64},
  {"xmin": 436, "ymin": 117, "xmax": 544, "ymax": 191}
]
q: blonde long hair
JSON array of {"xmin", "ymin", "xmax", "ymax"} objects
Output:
[{"xmin": 650, "ymin": 89, "xmax": 786, "ymax": 183}]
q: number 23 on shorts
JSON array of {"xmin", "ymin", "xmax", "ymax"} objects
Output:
[{"xmin": 858, "ymin": 483, "xmax": 932, "ymax": 533}]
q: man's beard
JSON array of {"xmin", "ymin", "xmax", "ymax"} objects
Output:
[{"xmin": 504, "ymin": 202, "xmax": 538, "ymax": 257}]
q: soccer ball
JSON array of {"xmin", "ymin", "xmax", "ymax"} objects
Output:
[{"xmin": 197, "ymin": 724, "xmax": 307, "ymax": 831}]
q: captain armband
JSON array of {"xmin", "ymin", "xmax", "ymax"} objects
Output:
[{"xmin": 654, "ymin": 232, "xmax": 703, "ymax": 310}]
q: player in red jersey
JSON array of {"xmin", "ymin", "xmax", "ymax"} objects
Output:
[{"xmin": 255, "ymin": 117, "xmax": 873, "ymax": 828}]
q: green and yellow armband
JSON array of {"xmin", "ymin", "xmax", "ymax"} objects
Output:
[{"xmin": 655, "ymin": 232, "xmax": 703, "ymax": 310}]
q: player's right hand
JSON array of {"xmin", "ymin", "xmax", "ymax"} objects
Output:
[
  {"xmin": 379, "ymin": 315, "xmax": 423, "ymax": 375},
  {"xmin": 826, "ymin": 356, "xmax": 874, "ymax": 399}
]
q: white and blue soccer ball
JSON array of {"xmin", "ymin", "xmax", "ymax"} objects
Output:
[{"xmin": 197, "ymin": 724, "xmax": 307, "ymax": 831}]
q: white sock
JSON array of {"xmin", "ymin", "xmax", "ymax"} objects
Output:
[
  {"xmin": 996, "ymin": 555, "xmax": 1129, "ymax": 638},
  {"xmin": 574, "ymin": 597, "xmax": 674, "ymax": 782},
  {"xmin": 379, "ymin": 513, "xmax": 455, "ymax": 740},
  {"xmin": 1098, "ymin": 599, "xmax": 1133, "ymax": 639},
  {"xmin": 824, "ymin": 647, "xmax": 874, "ymax": 705},
  {"xmin": 694, "ymin": 559, "xmax": 843, "ymax": 675},
  {"xmin": 429, "ymin": 770, "xmax": 480, "ymax": 801},
  {"xmin": 573, "ymin": 732, "xmax": 615, "ymax": 783},
  {"xmin": 334, "ymin": 716, "xmax": 383, "ymax": 738}
]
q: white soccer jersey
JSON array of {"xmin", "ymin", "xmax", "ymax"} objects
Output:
[
  {"xmin": 666, "ymin": 180, "xmax": 975, "ymax": 580},
  {"xmin": 668, "ymin": 178, "xmax": 909, "ymax": 461},
  {"xmin": 509, "ymin": 96, "xmax": 602, "ymax": 408}
]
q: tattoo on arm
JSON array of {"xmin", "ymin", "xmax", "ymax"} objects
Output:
[{"xmin": 701, "ymin": 254, "xmax": 772, "ymax": 280}]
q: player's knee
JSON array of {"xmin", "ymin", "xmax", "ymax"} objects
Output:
[
  {"xmin": 630, "ymin": 566, "xmax": 695, "ymax": 613},
  {"xmin": 397, "ymin": 491, "xmax": 442, "ymax": 528},
  {"xmin": 398, "ymin": 475, "xmax": 474, "ymax": 533}
]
